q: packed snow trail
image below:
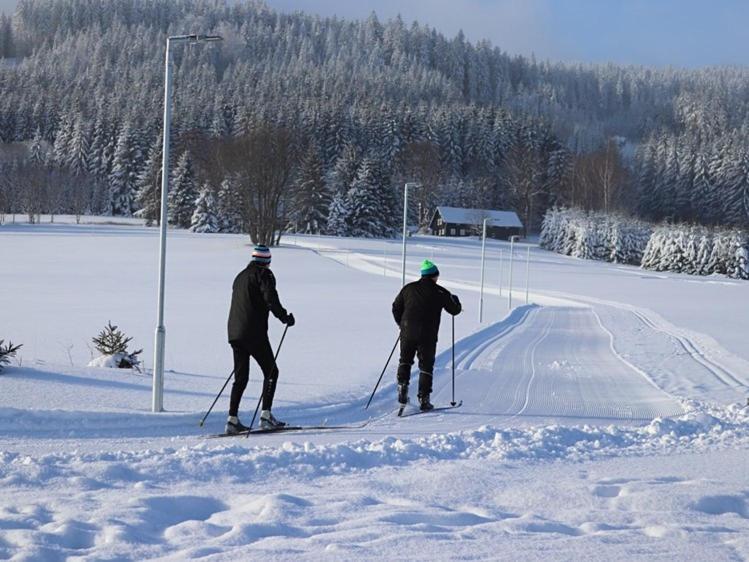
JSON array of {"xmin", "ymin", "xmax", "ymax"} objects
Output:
[
  {"xmin": 0, "ymin": 304, "xmax": 684, "ymax": 448},
  {"xmin": 362, "ymin": 306, "xmax": 684, "ymax": 437},
  {"xmin": 440, "ymin": 307, "xmax": 682, "ymax": 422}
]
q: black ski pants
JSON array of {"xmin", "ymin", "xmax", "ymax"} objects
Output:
[
  {"xmin": 396, "ymin": 337, "xmax": 437, "ymax": 396},
  {"xmin": 229, "ymin": 338, "xmax": 279, "ymax": 416}
]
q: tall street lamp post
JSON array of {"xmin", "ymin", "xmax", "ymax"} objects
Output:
[{"xmin": 152, "ymin": 34, "xmax": 222, "ymax": 413}]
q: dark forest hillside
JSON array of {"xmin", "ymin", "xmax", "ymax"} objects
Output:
[{"xmin": 0, "ymin": 0, "xmax": 747, "ymax": 238}]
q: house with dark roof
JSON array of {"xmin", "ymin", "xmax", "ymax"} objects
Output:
[{"xmin": 429, "ymin": 206, "xmax": 523, "ymax": 240}]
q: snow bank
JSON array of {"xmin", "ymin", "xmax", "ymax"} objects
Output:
[{"xmin": 2, "ymin": 401, "xmax": 745, "ymax": 489}]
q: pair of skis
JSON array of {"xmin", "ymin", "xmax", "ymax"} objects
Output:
[
  {"xmin": 207, "ymin": 423, "xmax": 362, "ymax": 439},
  {"xmin": 397, "ymin": 400, "xmax": 462, "ymax": 418},
  {"xmin": 208, "ymin": 401, "xmax": 463, "ymax": 438}
]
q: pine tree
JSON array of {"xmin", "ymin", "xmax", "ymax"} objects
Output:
[
  {"xmin": 292, "ymin": 145, "xmax": 330, "ymax": 234},
  {"xmin": 52, "ymin": 112, "xmax": 74, "ymax": 168},
  {"xmin": 692, "ymin": 152, "xmax": 712, "ymax": 225},
  {"xmin": 217, "ymin": 178, "xmax": 244, "ymax": 233},
  {"xmin": 91, "ymin": 322, "xmax": 142, "ymax": 370},
  {"xmin": 67, "ymin": 114, "xmax": 90, "ymax": 176},
  {"xmin": 29, "ymin": 128, "xmax": 46, "ymax": 164},
  {"xmin": 347, "ymin": 156, "xmax": 396, "ymax": 238},
  {"xmin": 168, "ymin": 151, "xmax": 197, "ymax": 228},
  {"xmin": 108, "ymin": 123, "xmax": 141, "ymax": 216},
  {"xmin": 723, "ymin": 149, "xmax": 749, "ymax": 227},
  {"xmin": 706, "ymin": 230, "xmax": 732, "ymax": 274},
  {"xmin": 327, "ymin": 191, "xmax": 352, "ymax": 237},
  {"xmin": 636, "ymin": 139, "xmax": 657, "ymax": 219},
  {"xmin": 135, "ymin": 142, "xmax": 162, "ymax": 226},
  {"xmin": 327, "ymin": 144, "xmax": 360, "ymax": 198},
  {"xmin": 190, "ymin": 184, "xmax": 220, "ymax": 233},
  {"xmin": 0, "ymin": 340, "xmax": 22, "ymax": 374},
  {"xmin": 695, "ymin": 231, "xmax": 713, "ymax": 274},
  {"xmin": 0, "ymin": 14, "xmax": 15, "ymax": 59},
  {"xmin": 735, "ymin": 232, "xmax": 749, "ymax": 280}
]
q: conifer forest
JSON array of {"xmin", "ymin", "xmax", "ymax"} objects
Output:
[{"xmin": 0, "ymin": 0, "xmax": 747, "ymax": 259}]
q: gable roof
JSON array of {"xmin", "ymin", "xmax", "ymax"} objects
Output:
[{"xmin": 435, "ymin": 206, "xmax": 523, "ymax": 228}]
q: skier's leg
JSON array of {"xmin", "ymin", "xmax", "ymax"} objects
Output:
[
  {"xmin": 397, "ymin": 338, "xmax": 418, "ymax": 404},
  {"xmin": 250, "ymin": 338, "xmax": 286, "ymax": 428},
  {"xmin": 251, "ymin": 337, "xmax": 279, "ymax": 412},
  {"xmin": 417, "ymin": 340, "xmax": 437, "ymax": 410},
  {"xmin": 228, "ymin": 344, "xmax": 250, "ymax": 417}
]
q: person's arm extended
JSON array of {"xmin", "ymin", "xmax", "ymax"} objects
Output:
[
  {"xmin": 261, "ymin": 270, "xmax": 289, "ymax": 321},
  {"xmin": 440, "ymin": 287, "xmax": 462, "ymax": 316}
]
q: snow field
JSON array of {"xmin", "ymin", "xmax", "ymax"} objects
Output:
[
  {"xmin": 1, "ymin": 411, "xmax": 748, "ymax": 560},
  {"xmin": 2, "ymin": 219, "xmax": 749, "ymax": 560}
]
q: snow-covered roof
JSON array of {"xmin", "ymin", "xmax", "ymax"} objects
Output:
[{"xmin": 435, "ymin": 206, "xmax": 523, "ymax": 228}]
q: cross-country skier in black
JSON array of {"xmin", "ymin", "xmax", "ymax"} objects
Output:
[
  {"xmin": 392, "ymin": 259, "xmax": 462, "ymax": 411},
  {"xmin": 226, "ymin": 245, "xmax": 295, "ymax": 434}
]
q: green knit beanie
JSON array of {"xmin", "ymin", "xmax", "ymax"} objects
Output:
[{"xmin": 420, "ymin": 259, "xmax": 439, "ymax": 277}]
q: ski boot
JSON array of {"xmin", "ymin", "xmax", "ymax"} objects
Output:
[
  {"xmin": 398, "ymin": 383, "xmax": 409, "ymax": 406},
  {"xmin": 260, "ymin": 410, "xmax": 287, "ymax": 430},
  {"xmin": 225, "ymin": 417, "xmax": 250, "ymax": 435},
  {"xmin": 418, "ymin": 393, "xmax": 434, "ymax": 412}
]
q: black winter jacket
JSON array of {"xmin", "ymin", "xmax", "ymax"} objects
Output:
[
  {"xmin": 228, "ymin": 263, "xmax": 288, "ymax": 345},
  {"xmin": 392, "ymin": 278, "xmax": 461, "ymax": 342}
]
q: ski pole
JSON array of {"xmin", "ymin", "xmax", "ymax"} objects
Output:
[
  {"xmin": 247, "ymin": 324, "xmax": 290, "ymax": 432},
  {"xmin": 451, "ymin": 314, "xmax": 456, "ymax": 406},
  {"xmin": 199, "ymin": 369, "xmax": 235, "ymax": 427},
  {"xmin": 365, "ymin": 334, "xmax": 400, "ymax": 410}
]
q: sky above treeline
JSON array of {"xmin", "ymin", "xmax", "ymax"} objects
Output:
[{"xmin": 2, "ymin": 0, "xmax": 747, "ymax": 68}]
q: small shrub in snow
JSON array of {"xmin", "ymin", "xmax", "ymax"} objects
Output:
[
  {"xmin": 90, "ymin": 322, "xmax": 142, "ymax": 370},
  {"xmin": 0, "ymin": 340, "xmax": 22, "ymax": 373}
]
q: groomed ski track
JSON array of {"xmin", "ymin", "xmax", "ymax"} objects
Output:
[
  {"xmin": 250, "ymin": 238, "xmax": 747, "ymax": 445},
  {"xmin": 1, "ymin": 232, "xmax": 746, "ymax": 452}
]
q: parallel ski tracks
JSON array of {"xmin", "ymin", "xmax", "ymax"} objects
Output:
[
  {"xmin": 630, "ymin": 309, "xmax": 745, "ymax": 389},
  {"xmin": 453, "ymin": 306, "xmax": 684, "ymax": 427}
]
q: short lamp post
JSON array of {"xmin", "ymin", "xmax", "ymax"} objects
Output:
[
  {"xmin": 479, "ymin": 218, "xmax": 488, "ymax": 323},
  {"xmin": 152, "ymin": 34, "xmax": 222, "ymax": 413}
]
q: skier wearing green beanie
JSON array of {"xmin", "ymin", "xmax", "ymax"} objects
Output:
[{"xmin": 391, "ymin": 259, "xmax": 462, "ymax": 410}]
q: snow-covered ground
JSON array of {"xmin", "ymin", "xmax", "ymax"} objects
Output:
[{"xmin": 2, "ymin": 217, "xmax": 748, "ymax": 561}]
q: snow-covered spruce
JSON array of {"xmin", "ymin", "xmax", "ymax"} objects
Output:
[
  {"xmin": 642, "ymin": 225, "xmax": 749, "ymax": 279},
  {"xmin": 542, "ymin": 208, "xmax": 748, "ymax": 279},
  {"xmin": 190, "ymin": 184, "xmax": 220, "ymax": 233},
  {"xmin": 540, "ymin": 208, "xmax": 651, "ymax": 266},
  {"xmin": 168, "ymin": 151, "xmax": 197, "ymax": 229}
]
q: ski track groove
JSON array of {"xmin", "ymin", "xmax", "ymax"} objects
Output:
[
  {"xmin": 517, "ymin": 308, "xmax": 556, "ymax": 417},
  {"xmin": 454, "ymin": 306, "xmax": 534, "ymax": 371},
  {"xmin": 630, "ymin": 309, "xmax": 745, "ymax": 389}
]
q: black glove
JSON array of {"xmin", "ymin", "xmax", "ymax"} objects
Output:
[
  {"xmin": 284, "ymin": 313, "xmax": 296, "ymax": 327},
  {"xmin": 452, "ymin": 294, "xmax": 461, "ymax": 306}
]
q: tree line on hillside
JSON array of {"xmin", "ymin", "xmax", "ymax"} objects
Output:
[{"xmin": 0, "ymin": 0, "xmax": 748, "ymax": 241}]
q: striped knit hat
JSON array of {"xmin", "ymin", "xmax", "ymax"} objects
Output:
[
  {"xmin": 420, "ymin": 259, "xmax": 439, "ymax": 278},
  {"xmin": 251, "ymin": 245, "xmax": 272, "ymax": 265}
]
